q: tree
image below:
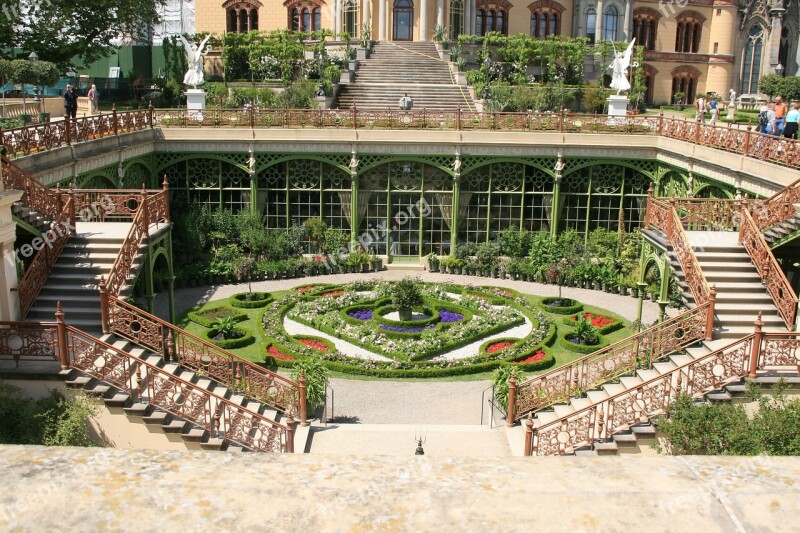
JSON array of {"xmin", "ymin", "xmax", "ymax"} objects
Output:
[
  {"xmin": 0, "ymin": 59, "xmax": 12, "ymax": 109},
  {"xmin": 10, "ymin": 60, "xmax": 37, "ymax": 113},
  {"xmin": 758, "ymin": 74, "xmax": 784, "ymax": 98},
  {"xmin": 4, "ymin": 0, "xmax": 164, "ymax": 69}
]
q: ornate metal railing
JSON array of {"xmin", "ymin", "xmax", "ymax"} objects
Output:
[
  {"xmin": 1, "ymin": 155, "xmax": 64, "ymax": 220},
  {"xmin": 511, "ymin": 302, "xmax": 712, "ymax": 421},
  {"xmin": 670, "ymin": 198, "xmax": 749, "ymax": 231},
  {"xmin": 526, "ymin": 333, "xmax": 753, "ymax": 456},
  {"xmin": 646, "ymin": 196, "xmax": 712, "ymax": 305},
  {"xmin": 101, "ymin": 294, "xmax": 305, "ymax": 423},
  {"xmin": 738, "ymin": 209, "xmax": 798, "ymax": 328},
  {"xmin": 750, "ymin": 175, "xmax": 800, "ymax": 231},
  {"xmin": 3, "ymin": 108, "xmax": 800, "ymax": 169},
  {"xmin": 103, "ymin": 187, "xmax": 170, "ymax": 297},
  {"xmin": 0, "ymin": 315, "xmax": 292, "ymax": 452},
  {"xmin": 758, "ymin": 331, "xmax": 800, "ymax": 370},
  {"xmin": 68, "ymin": 189, "xmax": 157, "ymax": 221}
]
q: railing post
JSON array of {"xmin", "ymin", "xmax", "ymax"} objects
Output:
[
  {"xmin": 285, "ymin": 414, "xmax": 295, "ymax": 453},
  {"xmin": 148, "ymin": 102, "xmax": 154, "ymax": 129},
  {"xmin": 456, "ymin": 106, "xmax": 461, "ymax": 131},
  {"xmin": 705, "ymin": 285, "xmax": 716, "ymax": 341},
  {"xmin": 112, "ymin": 104, "xmax": 118, "ymax": 137},
  {"xmin": 352, "ymin": 105, "xmax": 357, "ymax": 129},
  {"xmin": 667, "ymin": 197, "xmax": 676, "ymax": 238},
  {"xmin": 65, "ymin": 113, "xmax": 71, "ymax": 145},
  {"xmin": 743, "ymin": 126, "xmax": 752, "ymax": 155},
  {"xmin": 249, "ymin": 105, "xmax": 255, "ymax": 129},
  {"xmin": 299, "ymin": 371, "xmax": 308, "ymax": 427},
  {"xmin": 506, "ymin": 374, "xmax": 517, "ymax": 427},
  {"xmin": 162, "ymin": 174, "xmax": 170, "ymax": 222},
  {"xmin": 558, "ymin": 108, "xmax": 564, "ymax": 133},
  {"xmin": 524, "ymin": 415, "xmax": 533, "ymax": 456},
  {"xmin": 657, "ymin": 111, "xmax": 664, "ymax": 136},
  {"xmin": 645, "ymin": 182, "xmax": 654, "ymax": 226},
  {"xmin": 55, "ymin": 301, "xmax": 70, "ymax": 370},
  {"xmin": 99, "ymin": 277, "xmax": 110, "ymax": 334},
  {"xmin": 140, "ymin": 185, "xmax": 150, "ymax": 235},
  {"xmin": 68, "ymin": 186, "xmax": 76, "ymax": 228},
  {"xmin": 748, "ymin": 312, "xmax": 763, "ymax": 379}
]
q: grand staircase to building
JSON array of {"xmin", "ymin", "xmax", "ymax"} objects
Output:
[{"xmin": 335, "ymin": 41, "xmax": 474, "ymax": 110}]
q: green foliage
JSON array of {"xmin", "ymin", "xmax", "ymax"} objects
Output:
[
  {"xmin": 655, "ymin": 382, "xmax": 800, "ymax": 455},
  {"xmin": 0, "ymin": 382, "xmax": 99, "ymax": 447},
  {"xmin": 453, "ymin": 242, "xmax": 477, "ymax": 261},
  {"xmin": 5, "ymin": 0, "xmax": 162, "ymax": 69},
  {"xmin": 276, "ymin": 79, "xmax": 319, "ymax": 109},
  {"xmin": 215, "ymin": 315, "xmax": 240, "ymax": 339},
  {"xmin": 758, "ymin": 74, "xmax": 800, "ymax": 102},
  {"xmin": 476, "ymin": 242, "xmax": 500, "ymax": 265},
  {"xmin": 206, "ymin": 326, "xmax": 254, "ymax": 348},
  {"xmin": 303, "ymin": 217, "xmax": 328, "ymax": 251},
  {"xmin": 499, "ymin": 228, "xmax": 531, "ymax": 258},
  {"xmin": 292, "ymin": 359, "xmax": 330, "ymax": 411},
  {"xmin": 572, "ymin": 316, "xmax": 599, "ymax": 345},
  {"xmin": 758, "ymin": 74, "xmax": 784, "ymax": 98},
  {"xmin": 492, "ymin": 365, "xmax": 525, "ymax": 411},
  {"xmin": 187, "ymin": 306, "xmax": 247, "ymax": 328},
  {"xmin": 391, "ymin": 277, "xmax": 424, "ymax": 309},
  {"xmin": 230, "ymin": 292, "xmax": 273, "ymax": 308}
]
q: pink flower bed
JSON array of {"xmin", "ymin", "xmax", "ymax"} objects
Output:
[
  {"xmin": 299, "ymin": 339, "xmax": 329, "ymax": 352},
  {"xmin": 267, "ymin": 346, "xmax": 294, "ymax": 361},
  {"xmin": 487, "ymin": 341, "xmax": 514, "ymax": 354},
  {"xmin": 571, "ymin": 312, "xmax": 615, "ymax": 328},
  {"xmin": 516, "ymin": 350, "xmax": 547, "ymax": 364}
]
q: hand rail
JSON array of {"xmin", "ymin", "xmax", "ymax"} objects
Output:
[
  {"xmin": 0, "ymin": 320, "xmax": 59, "ymax": 366},
  {"xmin": 512, "ymin": 302, "xmax": 711, "ymax": 421},
  {"xmin": 102, "ymin": 294, "xmax": 305, "ymax": 423},
  {"xmin": 669, "ymin": 198, "xmax": 749, "ymax": 231},
  {"xmin": 528, "ymin": 333, "xmax": 754, "ymax": 456},
  {"xmin": 738, "ymin": 208, "xmax": 798, "ymax": 328},
  {"xmin": 1, "ymin": 155, "xmax": 63, "ymax": 220}
]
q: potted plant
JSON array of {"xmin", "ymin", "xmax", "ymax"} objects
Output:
[
  {"xmin": 433, "ymin": 24, "xmax": 447, "ymax": 57},
  {"xmin": 426, "ymin": 252, "xmax": 440, "ymax": 272},
  {"xmin": 358, "ymin": 23, "xmax": 372, "ymax": 59},
  {"xmin": 391, "ymin": 277, "xmax": 424, "ymax": 321},
  {"xmin": 673, "ymin": 92, "xmax": 686, "ymax": 111}
]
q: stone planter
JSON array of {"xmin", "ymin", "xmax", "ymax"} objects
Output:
[
  {"xmin": 356, "ymin": 47, "xmax": 369, "ymax": 60},
  {"xmin": 340, "ymin": 70, "xmax": 354, "ymax": 84}
]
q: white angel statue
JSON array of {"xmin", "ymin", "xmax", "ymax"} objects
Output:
[
  {"xmin": 180, "ymin": 35, "xmax": 212, "ymax": 88},
  {"xmin": 608, "ymin": 39, "xmax": 636, "ymax": 95}
]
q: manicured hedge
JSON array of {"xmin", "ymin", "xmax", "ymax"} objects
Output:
[
  {"xmin": 539, "ymin": 297, "xmax": 583, "ymax": 315},
  {"xmin": 558, "ymin": 329, "xmax": 610, "ymax": 354},
  {"xmin": 229, "ymin": 292, "xmax": 273, "ymax": 308},
  {"xmin": 373, "ymin": 305, "xmax": 441, "ymax": 328},
  {"xmin": 187, "ymin": 306, "xmax": 247, "ymax": 328},
  {"xmin": 481, "ymin": 286, "xmax": 523, "ymax": 299},
  {"xmin": 205, "ymin": 326, "xmax": 255, "ymax": 349}
]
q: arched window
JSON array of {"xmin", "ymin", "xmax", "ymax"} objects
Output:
[
  {"xmin": 602, "ymin": 5, "xmax": 617, "ymax": 42},
  {"xmin": 528, "ymin": 0, "xmax": 563, "ymax": 39},
  {"xmin": 476, "ymin": 0, "xmax": 510, "ymax": 35},
  {"xmin": 675, "ymin": 11, "xmax": 705, "ymax": 53},
  {"xmin": 632, "ymin": 8, "xmax": 660, "ymax": 51},
  {"xmin": 450, "ymin": 0, "xmax": 464, "ymax": 39},
  {"xmin": 287, "ymin": 0, "xmax": 324, "ymax": 32},
  {"xmin": 642, "ymin": 64, "xmax": 657, "ymax": 105},
  {"xmin": 671, "ymin": 65, "xmax": 700, "ymax": 104},
  {"xmin": 741, "ymin": 25, "xmax": 763, "ymax": 94},
  {"xmin": 226, "ymin": 0, "xmax": 262, "ymax": 33},
  {"xmin": 586, "ymin": 8, "xmax": 596, "ymax": 44}
]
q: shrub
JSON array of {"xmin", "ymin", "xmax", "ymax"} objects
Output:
[
  {"xmin": 390, "ymin": 276, "xmax": 424, "ymax": 310},
  {"xmin": 538, "ymin": 297, "xmax": 583, "ymax": 314},
  {"xmin": 187, "ymin": 306, "xmax": 247, "ymax": 328},
  {"xmin": 476, "ymin": 242, "xmax": 500, "ymax": 266},
  {"xmin": 230, "ymin": 292, "xmax": 273, "ymax": 308},
  {"xmin": 292, "ymin": 358, "xmax": 329, "ymax": 411},
  {"xmin": 205, "ymin": 326, "xmax": 255, "ymax": 349},
  {"xmin": 492, "ymin": 365, "xmax": 525, "ymax": 412}
]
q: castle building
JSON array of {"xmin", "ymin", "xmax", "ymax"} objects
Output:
[{"xmin": 190, "ymin": 0, "xmax": 799, "ymax": 105}]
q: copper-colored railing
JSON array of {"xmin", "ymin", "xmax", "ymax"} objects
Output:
[
  {"xmin": 670, "ymin": 198, "xmax": 749, "ymax": 231},
  {"xmin": 100, "ymin": 293, "xmax": 306, "ymax": 423},
  {"xmin": 0, "ymin": 315, "xmax": 292, "ymax": 452},
  {"xmin": 526, "ymin": 333, "xmax": 754, "ymax": 455},
  {"xmin": 646, "ymin": 196, "xmax": 712, "ymax": 305},
  {"xmin": 3, "ymin": 108, "xmax": 799, "ymax": 169},
  {"xmin": 750, "ymin": 174, "xmax": 800, "ymax": 231},
  {"xmin": 103, "ymin": 186, "xmax": 170, "ymax": 297},
  {"xmin": 738, "ymin": 209, "xmax": 798, "ymax": 328},
  {"xmin": 1, "ymin": 155, "xmax": 65, "ymax": 220},
  {"xmin": 511, "ymin": 302, "xmax": 712, "ymax": 421}
]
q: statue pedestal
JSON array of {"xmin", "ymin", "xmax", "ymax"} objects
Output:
[
  {"xmin": 606, "ymin": 95, "xmax": 629, "ymax": 125},
  {"xmin": 726, "ymin": 103, "xmax": 735, "ymax": 121},
  {"xmin": 186, "ymin": 89, "xmax": 206, "ymax": 119}
]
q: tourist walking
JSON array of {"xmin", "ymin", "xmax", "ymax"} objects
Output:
[
  {"xmin": 87, "ymin": 84, "xmax": 99, "ymax": 114},
  {"xmin": 63, "ymin": 84, "xmax": 79, "ymax": 120},
  {"xmin": 774, "ymin": 96, "xmax": 788, "ymax": 136},
  {"xmin": 694, "ymin": 94, "xmax": 706, "ymax": 121},
  {"xmin": 708, "ymin": 94, "xmax": 719, "ymax": 125},
  {"xmin": 783, "ymin": 102, "xmax": 799, "ymax": 139}
]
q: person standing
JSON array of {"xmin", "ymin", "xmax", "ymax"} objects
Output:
[
  {"xmin": 783, "ymin": 102, "xmax": 799, "ymax": 139},
  {"xmin": 708, "ymin": 94, "xmax": 719, "ymax": 125},
  {"xmin": 87, "ymin": 84, "xmax": 99, "ymax": 114},
  {"xmin": 774, "ymin": 96, "xmax": 788, "ymax": 136},
  {"xmin": 63, "ymin": 84, "xmax": 79, "ymax": 120},
  {"xmin": 694, "ymin": 94, "xmax": 706, "ymax": 121}
]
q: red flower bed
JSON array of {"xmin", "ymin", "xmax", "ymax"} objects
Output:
[
  {"xmin": 571, "ymin": 312, "xmax": 615, "ymax": 328},
  {"xmin": 267, "ymin": 346, "xmax": 294, "ymax": 361},
  {"xmin": 323, "ymin": 290, "xmax": 344, "ymax": 297},
  {"xmin": 516, "ymin": 350, "xmax": 547, "ymax": 364},
  {"xmin": 487, "ymin": 341, "xmax": 515, "ymax": 354},
  {"xmin": 299, "ymin": 339, "xmax": 329, "ymax": 352},
  {"xmin": 296, "ymin": 285, "xmax": 317, "ymax": 292}
]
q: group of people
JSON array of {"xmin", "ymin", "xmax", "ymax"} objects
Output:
[
  {"xmin": 757, "ymin": 96, "xmax": 799, "ymax": 139},
  {"xmin": 62, "ymin": 83, "xmax": 100, "ymax": 119},
  {"xmin": 694, "ymin": 94, "xmax": 721, "ymax": 125}
]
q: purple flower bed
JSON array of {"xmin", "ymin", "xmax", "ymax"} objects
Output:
[
  {"xmin": 438, "ymin": 310, "xmax": 464, "ymax": 323},
  {"xmin": 381, "ymin": 324, "xmax": 435, "ymax": 333},
  {"xmin": 348, "ymin": 309, "xmax": 373, "ymax": 320}
]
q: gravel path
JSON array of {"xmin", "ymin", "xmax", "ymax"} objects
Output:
[
  {"xmin": 154, "ymin": 270, "xmax": 667, "ymax": 425},
  {"xmin": 283, "ymin": 317, "xmax": 394, "ymax": 361}
]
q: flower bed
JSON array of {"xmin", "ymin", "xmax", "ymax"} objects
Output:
[
  {"xmin": 296, "ymin": 336, "xmax": 333, "ymax": 352},
  {"xmin": 486, "ymin": 341, "xmax": 516, "ymax": 354},
  {"xmin": 558, "ymin": 329, "xmax": 611, "ymax": 354},
  {"xmin": 229, "ymin": 291, "xmax": 273, "ymax": 308},
  {"xmin": 538, "ymin": 297, "xmax": 583, "ymax": 315},
  {"xmin": 204, "ymin": 326, "xmax": 255, "ymax": 349},
  {"xmin": 266, "ymin": 345, "xmax": 295, "ymax": 362},
  {"xmin": 564, "ymin": 312, "xmax": 624, "ymax": 334},
  {"xmin": 187, "ymin": 306, "xmax": 247, "ymax": 328}
]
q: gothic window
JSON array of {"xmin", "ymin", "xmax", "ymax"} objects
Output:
[
  {"xmin": 778, "ymin": 26, "xmax": 791, "ymax": 74},
  {"xmin": 632, "ymin": 8, "xmax": 660, "ymax": 51},
  {"xmin": 288, "ymin": 1, "xmax": 323, "ymax": 31},
  {"xmin": 586, "ymin": 8, "xmax": 596, "ymax": 44},
  {"xmin": 476, "ymin": 1, "xmax": 509, "ymax": 35},
  {"xmin": 528, "ymin": 0, "xmax": 563, "ymax": 39},
  {"xmin": 741, "ymin": 25, "xmax": 763, "ymax": 93},
  {"xmin": 225, "ymin": 0, "xmax": 261, "ymax": 33},
  {"xmin": 602, "ymin": 5, "xmax": 618, "ymax": 42},
  {"xmin": 675, "ymin": 11, "xmax": 705, "ymax": 53}
]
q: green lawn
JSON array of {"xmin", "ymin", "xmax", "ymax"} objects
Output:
[{"xmin": 176, "ymin": 286, "xmax": 640, "ymax": 381}]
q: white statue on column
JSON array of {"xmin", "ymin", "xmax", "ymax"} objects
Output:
[
  {"xmin": 180, "ymin": 35, "xmax": 212, "ymax": 88},
  {"xmin": 608, "ymin": 39, "xmax": 636, "ymax": 95}
]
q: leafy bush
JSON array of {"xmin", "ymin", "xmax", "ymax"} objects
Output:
[
  {"xmin": 499, "ymin": 228, "xmax": 531, "ymax": 258},
  {"xmin": 390, "ymin": 277, "xmax": 424, "ymax": 309},
  {"xmin": 292, "ymin": 358, "xmax": 329, "ymax": 411},
  {"xmin": 230, "ymin": 292, "xmax": 273, "ymax": 308},
  {"xmin": 187, "ymin": 306, "xmax": 247, "ymax": 328},
  {"xmin": 538, "ymin": 297, "xmax": 582, "ymax": 314},
  {"xmin": 205, "ymin": 326, "xmax": 254, "ymax": 348},
  {"xmin": 476, "ymin": 242, "xmax": 500, "ymax": 265},
  {"xmin": 492, "ymin": 365, "xmax": 525, "ymax": 411}
]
